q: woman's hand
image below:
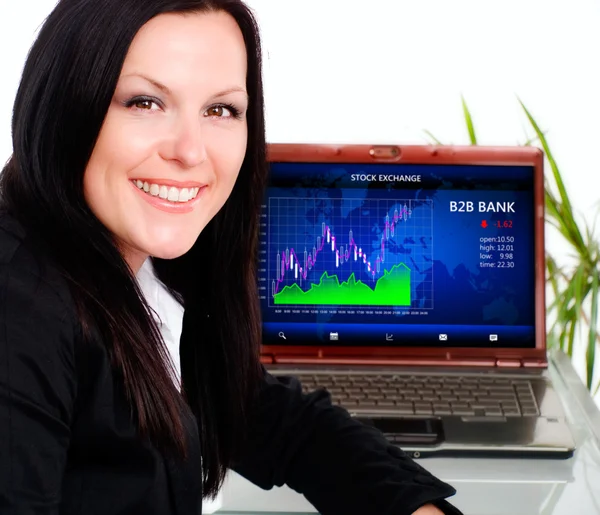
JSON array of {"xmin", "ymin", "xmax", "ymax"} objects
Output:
[{"xmin": 412, "ymin": 504, "xmax": 444, "ymax": 515}]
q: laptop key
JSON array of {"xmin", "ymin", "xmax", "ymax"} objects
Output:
[
  {"xmin": 503, "ymin": 409, "xmax": 521, "ymax": 417},
  {"xmin": 452, "ymin": 409, "xmax": 475, "ymax": 416},
  {"xmin": 476, "ymin": 399, "xmax": 501, "ymax": 407},
  {"xmin": 488, "ymin": 392, "xmax": 517, "ymax": 400},
  {"xmin": 348, "ymin": 395, "xmax": 367, "ymax": 403},
  {"xmin": 522, "ymin": 407, "xmax": 539, "ymax": 416},
  {"xmin": 490, "ymin": 385, "xmax": 514, "ymax": 391},
  {"xmin": 345, "ymin": 387, "xmax": 362, "ymax": 395},
  {"xmin": 364, "ymin": 387, "xmax": 380, "ymax": 394},
  {"xmin": 415, "ymin": 402, "xmax": 433, "ymax": 414},
  {"xmin": 519, "ymin": 401, "xmax": 537, "ymax": 410},
  {"xmin": 414, "ymin": 400, "xmax": 432, "ymax": 407},
  {"xmin": 439, "ymin": 395, "xmax": 458, "ymax": 401},
  {"xmin": 415, "ymin": 407, "xmax": 433, "ymax": 415},
  {"xmin": 399, "ymin": 388, "xmax": 416, "ymax": 395},
  {"xmin": 356, "ymin": 402, "xmax": 379, "ymax": 410},
  {"xmin": 518, "ymin": 395, "xmax": 536, "ymax": 405},
  {"xmin": 445, "ymin": 377, "xmax": 461, "ymax": 384},
  {"xmin": 516, "ymin": 386, "xmax": 533, "ymax": 395},
  {"xmin": 484, "ymin": 408, "xmax": 503, "ymax": 416},
  {"xmin": 353, "ymin": 381, "xmax": 370, "ymax": 388},
  {"xmin": 453, "ymin": 388, "xmax": 472, "ymax": 395},
  {"xmin": 470, "ymin": 403, "xmax": 499, "ymax": 411}
]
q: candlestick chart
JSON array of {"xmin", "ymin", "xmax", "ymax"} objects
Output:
[{"xmin": 268, "ymin": 197, "xmax": 433, "ymax": 308}]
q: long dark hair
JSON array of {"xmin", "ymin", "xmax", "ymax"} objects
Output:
[{"xmin": 0, "ymin": 0, "xmax": 266, "ymax": 498}]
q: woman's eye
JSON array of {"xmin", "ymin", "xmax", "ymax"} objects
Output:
[
  {"xmin": 205, "ymin": 105, "xmax": 233, "ymax": 118},
  {"xmin": 126, "ymin": 97, "xmax": 160, "ymax": 111},
  {"xmin": 134, "ymin": 99, "xmax": 154, "ymax": 110}
]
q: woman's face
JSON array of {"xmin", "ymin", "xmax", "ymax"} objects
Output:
[{"xmin": 83, "ymin": 11, "xmax": 248, "ymax": 272}]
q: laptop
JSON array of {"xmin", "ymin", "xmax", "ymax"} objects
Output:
[{"xmin": 258, "ymin": 143, "xmax": 576, "ymax": 458}]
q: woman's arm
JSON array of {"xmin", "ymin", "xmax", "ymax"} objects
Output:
[
  {"xmin": 231, "ymin": 371, "xmax": 462, "ymax": 515},
  {"xmin": 0, "ymin": 246, "xmax": 77, "ymax": 513}
]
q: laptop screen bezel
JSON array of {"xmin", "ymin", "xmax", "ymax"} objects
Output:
[{"xmin": 261, "ymin": 144, "xmax": 546, "ymax": 365}]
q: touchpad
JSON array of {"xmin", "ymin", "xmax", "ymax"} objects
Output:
[{"xmin": 357, "ymin": 417, "xmax": 445, "ymax": 445}]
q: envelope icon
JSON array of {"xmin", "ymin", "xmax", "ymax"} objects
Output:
[{"xmin": 439, "ymin": 334, "xmax": 448, "ymax": 341}]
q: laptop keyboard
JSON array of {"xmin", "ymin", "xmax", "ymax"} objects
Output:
[{"xmin": 292, "ymin": 373, "xmax": 540, "ymax": 417}]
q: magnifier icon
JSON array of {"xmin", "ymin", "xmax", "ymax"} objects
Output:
[{"xmin": 278, "ymin": 331, "xmax": 286, "ymax": 340}]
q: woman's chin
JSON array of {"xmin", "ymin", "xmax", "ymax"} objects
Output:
[{"xmin": 147, "ymin": 238, "xmax": 197, "ymax": 261}]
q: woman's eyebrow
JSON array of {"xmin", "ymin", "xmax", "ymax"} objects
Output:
[
  {"xmin": 212, "ymin": 86, "xmax": 248, "ymax": 100},
  {"xmin": 120, "ymin": 73, "xmax": 248, "ymax": 101},
  {"xmin": 121, "ymin": 73, "xmax": 172, "ymax": 95}
]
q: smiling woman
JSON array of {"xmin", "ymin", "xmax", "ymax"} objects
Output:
[
  {"xmin": 0, "ymin": 1, "xmax": 459, "ymax": 514},
  {"xmin": 83, "ymin": 11, "xmax": 249, "ymax": 270}
]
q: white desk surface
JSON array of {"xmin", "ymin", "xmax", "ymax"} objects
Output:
[{"xmin": 217, "ymin": 350, "xmax": 600, "ymax": 515}]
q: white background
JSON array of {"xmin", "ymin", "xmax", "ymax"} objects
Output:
[{"xmin": 1, "ymin": 0, "xmax": 599, "ymax": 396}]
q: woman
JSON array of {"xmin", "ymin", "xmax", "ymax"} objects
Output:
[{"xmin": 0, "ymin": 0, "xmax": 461, "ymax": 514}]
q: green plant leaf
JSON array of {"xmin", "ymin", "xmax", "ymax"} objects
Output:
[
  {"xmin": 568, "ymin": 265, "xmax": 586, "ymax": 357},
  {"xmin": 461, "ymin": 96, "xmax": 478, "ymax": 145},
  {"xmin": 423, "ymin": 130, "xmax": 444, "ymax": 145},
  {"xmin": 519, "ymin": 100, "xmax": 586, "ymax": 255},
  {"xmin": 587, "ymin": 268, "xmax": 598, "ymax": 389},
  {"xmin": 522, "ymin": 131, "xmax": 547, "ymax": 147},
  {"xmin": 567, "ymin": 320, "xmax": 577, "ymax": 357},
  {"xmin": 545, "ymin": 254, "xmax": 561, "ymax": 299}
]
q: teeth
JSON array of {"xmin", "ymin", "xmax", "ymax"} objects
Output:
[
  {"xmin": 167, "ymin": 187, "xmax": 179, "ymax": 202},
  {"xmin": 179, "ymin": 188, "xmax": 190, "ymax": 202},
  {"xmin": 133, "ymin": 180, "xmax": 201, "ymax": 203}
]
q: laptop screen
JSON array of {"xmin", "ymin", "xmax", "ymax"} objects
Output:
[{"xmin": 258, "ymin": 158, "xmax": 536, "ymax": 349}]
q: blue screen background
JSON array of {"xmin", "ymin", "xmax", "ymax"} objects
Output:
[{"xmin": 259, "ymin": 162, "xmax": 536, "ymax": 348}]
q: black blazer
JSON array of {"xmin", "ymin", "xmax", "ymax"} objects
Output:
[{"xmin": 0, "ymin": 212, "xmax": 461, "ymax": 515}]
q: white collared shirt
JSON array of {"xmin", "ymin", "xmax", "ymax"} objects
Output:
[{"xmin": 136, "ymin": 258, "xmax": 183, "ymax": 390}]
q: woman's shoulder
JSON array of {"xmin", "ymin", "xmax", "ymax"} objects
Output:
[{"xmin": 0, "ymin": 210, "xmax": 77, "ymax": 324}]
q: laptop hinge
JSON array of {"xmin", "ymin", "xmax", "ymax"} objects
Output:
[
  {"xmin": 521, "ymin": 358, "xmax": 547, "ymax": 368},
  {"xmin": 495, "ymin": 358, "xmax": 547, "ymax": 368},
  {"xmin": 495, "ymin": 358, "xmax": 523, "ymax": 368}
]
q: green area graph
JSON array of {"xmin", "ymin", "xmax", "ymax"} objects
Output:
[{"xmin": 273, "ymin": 263, "xmax": 411, "ymax": 306}]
